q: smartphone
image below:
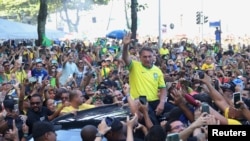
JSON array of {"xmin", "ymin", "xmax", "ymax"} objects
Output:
[
  {"xmin": 216, "ymin": 66, "xmax": 221, "ymax": 71},
  {"xmin": 201, "ymin": 103, "xmax": 210, "ymax": 114},
  {"xmin": 105, "ymin": 117, "xmax": 113, "ymax": 126},
  {"xmin": 233, "ymin": 92, "xmax": 242, "ymax": 109},
  {"xmin": 139, "ymin": 96, "xmax": 147, "ymax": 105},
  {"xmin": 166, "ymin": 133, "xmax": 180, "ymax": 141}
]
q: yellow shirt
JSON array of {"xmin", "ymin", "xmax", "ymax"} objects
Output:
[
  {"xmin": 60, "ymin": 104, "xmax": 95, "ymax": 114},
  {"xmin": 201, "ymin": 63, "xmax": 214, "ymax": 70},
  {"xmin": 23, "ymin": 51, "xmax": 34, "ymax": 60},
  {"xmin": 159, "ymin": 48, "xmax": 169, "ymax": 56},
  {"xmin": 4, "ymin": 73, "xmax": 11, "ymax": 81},
  {"xmin": 128, "ymin": 60, "xmax": 166, "ymax": 101},
  {"xmin": 14, "ymin": 70, "xmax": 27, "ymax": 83},
  {"xmin": 101, "ymin": 67, "xmax": 111, "ymax": 78}
]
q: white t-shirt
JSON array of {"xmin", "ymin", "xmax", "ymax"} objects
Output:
[{"xmin": 59, "ymin": 62, "xmax": 78, "ymax": 85}]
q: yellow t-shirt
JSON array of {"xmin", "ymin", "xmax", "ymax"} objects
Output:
[
  {"xmin": 128, "ymin": 60, "xmax": 166, "ymax": 101},
  {"xmin": 14, "ymin": 70, "xmax": 27, "ymax": 83},
  {"xmin": 159, "ymin": 48, "xmax": 169, "ymax": 56},
  {"xmin": 23, "ymin": 51, "xmax": 34, "ymax": 60},
  {"xmin": 101, "ymin": 67, "xmax": 111, "ymax": 78},
  {"xmin": 60, "ymin": 104, "xmax": 95, "ymax": 114},
  {"xmin": 201, "ymin": 63, "xmax": 214, "ymax": 70},
  {"xmin": 79, "ymin": 103, "xmax": 95, "ymax": 110},
  {"xmin": 4, "ymin": 73, "xmax": 11, "ymax": 81}
]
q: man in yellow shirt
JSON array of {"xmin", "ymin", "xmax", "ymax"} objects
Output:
[
  {"xmin": 122, "ymin": 33, "xmax": 174, "ymax": 124},
  {"xmin": 3, "ymin": 61, "xmax": 11, "ymax": 81},
  {"xmin": 159, "ymin": 43, "xmax": 169, "ymax": 57},
  {"xmin": 11, "ymin": 60, "xmax": 27, "ymax": 83},
  {"xmin": 60, "ymin": 90, "xmax": 95, "ymax": 115}
]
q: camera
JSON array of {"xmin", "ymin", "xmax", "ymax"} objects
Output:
[
  {"xmin": 194, "ymin": 70, "xmax": 205, "ymax": 79},
  {"xmin": 100, "ymin": 89, "xmax": 110, "ymax": 94}
]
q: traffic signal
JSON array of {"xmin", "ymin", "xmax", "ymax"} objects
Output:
[
  {"xmin": 196, "ymin": 12, "xmax": 201, "ymax": 24},
  {"xmin": 204, "ymin": 16, "xmax": 208, "ymax": 23}
]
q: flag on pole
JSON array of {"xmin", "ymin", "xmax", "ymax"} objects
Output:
[
  {"xmin": 42, "ymin": 34, "xmax": 52, "ymax": 47},
  {"xmin": 209, "ymin": 21, "xmax": 221, "ymax": 27}
]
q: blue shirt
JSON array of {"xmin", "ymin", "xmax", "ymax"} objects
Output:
[{"xmin": 31, "ymin": 68, "xmax": 48, "ymax": 80}]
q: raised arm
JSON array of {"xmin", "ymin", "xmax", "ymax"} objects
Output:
[
  {"xmin": 122, "ymin": 33, "xmax": 132, "ymax": 66},
  {"xmin": 197, "ymin": 73, "xmax": 229, "ymax": 113}
]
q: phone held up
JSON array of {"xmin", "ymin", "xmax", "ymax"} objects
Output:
[
  {"xmin": 233, "ymin": 92, "xmax": 242, "ymax": 109},
  {"xmin": 201, "ymin": 103, "xmax": 210, "ymax": 114},
  {"xmin": 139, "ymin": 96, "xmax": 147, "ymax": 105}
]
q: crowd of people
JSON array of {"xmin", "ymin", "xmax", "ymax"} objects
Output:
[{"xmin": 0, "ymin": 33, "xmax": 250, "ymax": 141}]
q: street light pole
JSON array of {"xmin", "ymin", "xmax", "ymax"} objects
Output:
[
  {"xmin": 201, "ymin": 0, "xmax": 204, "ymax": 42},
  {"xmin": 158, "ymin": 0, "xmax": 162, "ymax": 48}
]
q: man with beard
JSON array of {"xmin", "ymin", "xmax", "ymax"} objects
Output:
[{"xmin": 26, "ymin": 94, "xmax": 57, "ymax": 135}]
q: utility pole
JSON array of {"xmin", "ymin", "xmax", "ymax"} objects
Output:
[{"xmin": 158, "ymin": 0, "xmax": 162, "ymax": 48}]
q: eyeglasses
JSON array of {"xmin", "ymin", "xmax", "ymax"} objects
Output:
[
  {"xmin": 171, "ymin": 124, "xmax": 185, "ymax": 130},
  {"xmin": 170, "ymin": 74, "xmax": 177, "ymax": 77},
  {"xmin": 30, "ymin": 102, "xmax": 41, "ymax": 105},
  {"xmin": 4, "ymin": 65, "xmax": 10, "ymax": 67}
]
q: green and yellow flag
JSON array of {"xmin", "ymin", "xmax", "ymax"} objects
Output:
[{"xmin": 42, "ymin": 34, "xmax": 52, "ymax": 47}]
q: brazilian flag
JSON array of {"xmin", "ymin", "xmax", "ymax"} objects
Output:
[{"xmin": 42, "ymin": 34, "xmax": 52, "ymax": 47}]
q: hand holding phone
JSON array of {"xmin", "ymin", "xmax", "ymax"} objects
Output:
[
  {"xmin": 201, "ymin": 103, "xmax": 210, "ymax": 114},
  {"xmin": 233, "ymin": 92, "xmax": 242, "ymax": 109},
  {"xmin": 139, "ymin": 96, "xmax": 147, "ymax": 105},
  {"xmin": 105, "ymin": 117, "xmax": 113, "ymax": 126}
]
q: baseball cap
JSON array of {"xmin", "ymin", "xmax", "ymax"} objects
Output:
[
  {"xmin": 35, "ymin": 58, "xmax": 43, "ymax": 63},
  {"xmin": 220, "ymin": 82, "xmax": 235, "ymax": 92}
]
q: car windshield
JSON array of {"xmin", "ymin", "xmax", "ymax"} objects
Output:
[
  {"xmin": 29, "ymin": 129, "xmax": 82, "ymax": 141},
  {"xmin": 27, "ymin": 104, "xmax": 129, "ymax": 141}
]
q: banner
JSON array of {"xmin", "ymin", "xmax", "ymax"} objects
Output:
[{"xmin": 209, "ymin": 21, "xmax": 221, "ymax": 27}]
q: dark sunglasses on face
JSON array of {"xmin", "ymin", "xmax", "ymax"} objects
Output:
[
  {"xmin": 30, "ymin": 102, "xmax": 41, "ymax": 105},
  {"xmin": 170, "ymin": 74, "xmax": 177, "ymax": 77}
]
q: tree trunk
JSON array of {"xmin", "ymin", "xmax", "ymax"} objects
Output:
[
  {"xmin": 124, "ymin": 0, "xmax": 131, "ymax": 30},
  {"xmin": 62, "ymin": 2, "xmax": 73, "ymax": 32},
  {"xmin": 131, "ymin": 0, "xmax": 137, "ymax": 40},
  {"xmin": 60, "ymin": 3, "xmax": 79, "ymax": 33},
  {"xmin": 37, "ymin": 0, "xmax": 48, "ymax": 46}
]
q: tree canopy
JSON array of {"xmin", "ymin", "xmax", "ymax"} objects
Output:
[{"xmin": 0, "ymin": 0, "xmax": 110, "ymax": 24}]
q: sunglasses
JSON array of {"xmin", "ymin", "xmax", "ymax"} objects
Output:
[
  {"xmin": 170, "ymin": 74, "xmax": 177, "ymax": 77},
  {"xmin": 30, "ymin": 102, "xmax": 41, "ymax": 105}
]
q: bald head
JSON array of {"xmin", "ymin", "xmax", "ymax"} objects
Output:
[{"xmin": 80, "ymin": 125, "xmax": 98, "ymax": 141}]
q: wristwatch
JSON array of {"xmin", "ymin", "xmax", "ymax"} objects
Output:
[{"xmin": 96, "ymin": 132, "xmax": 104, "ymax": 138}]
